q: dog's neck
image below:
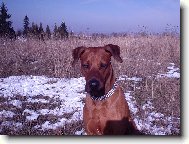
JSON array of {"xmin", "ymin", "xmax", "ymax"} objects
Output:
[
  {"xmin": 105, "ymin": 65, "xmax": 115, "ymax": 94},
  {"xmin": 90, "ymin": 80, "xmax": 118, "ymax": 101}
]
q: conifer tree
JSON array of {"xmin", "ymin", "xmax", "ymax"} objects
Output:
[
  {"xmin": 30, "ymin": 22, "xmax": 35, "ymax": 35},
  {"xmin": 0, "ymin": 2, "xmax": 15, "ymax": 38},
  {"xmin": 29, "ymin": 22, "xmax": 39, "ymax": 38},
  {"xmin": 46, "ymin": 25, "xmax": 51, "ymax": 39},
  {"xmin": 35, "ymin": 23, "xmax": 39, "ymax": 36},
  {"xmin": 58, "ymin": 22, "xmax": 68, "ymax": 39},
  {"xmin": 23, "ymin": 15, "xmax": 29, "ymax": 36},
  {"xmin": 39, "ymin": 22, "xmax": 44, "ymax": 34},
  {"xmin": 53, "ymin": 23, "xmax": 58, "ymax": 38}
]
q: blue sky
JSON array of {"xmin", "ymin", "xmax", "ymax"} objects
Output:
[{"xmin": 1, "ymin": 0, "xmax": 180, "ymax": 33}]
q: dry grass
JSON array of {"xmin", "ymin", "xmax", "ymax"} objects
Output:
[
  {"xmin": 0, "ymin": 34, "xmax": 180, "ymax": 135},
  {"xmin": 0, "ymin": 34, "xmax": 180, "ymax": 78}
]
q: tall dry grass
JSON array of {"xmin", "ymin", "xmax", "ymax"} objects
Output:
[{"xmin": 0, "ymin": 34, "xmax": 180, "ymax": 78}]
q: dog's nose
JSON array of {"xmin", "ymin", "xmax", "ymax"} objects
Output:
[{"xmin": 89, "ymin": 79, "xmax": 100, "ymax": 90}]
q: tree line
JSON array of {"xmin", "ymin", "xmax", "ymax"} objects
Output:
[{"xmin": 0, "ymin": 2, "xmax": 69, "ymax": 40}]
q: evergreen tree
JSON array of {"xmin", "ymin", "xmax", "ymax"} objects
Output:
[
  {"xmin": 39, "ymin": 22, "xmax": 44, "ymax": 34},
  {"xmin": 53, "ymin": 23, "xmax": 58, "ymax": 38},
  {"xmin": 30, "ymin": 22, "xmax": 35, "ymax": 34},
  {"xmin": 33, "ymin": 23, "xmax": 39, "ymax": 35},
  {"xmin": 46, "ymin": 25, "xmax": 51, "ymax": 39},
  {"xmin": 16, "ymin": 29, "xmax": 22, "ymax": 37},
  {"xmin": 58, "ymin": 22, "xmax": 68, "ymax": 39},
  {"xmin": 29, "ymin": 22, "xmax": 39, "ymax": 38},
  {"xmin": 23, "ymin": 15, "xmax": 29, "ymax": 36},
  {"xmin": 0, "ymin": 2, "xmax": 15, "ymax": 38}
]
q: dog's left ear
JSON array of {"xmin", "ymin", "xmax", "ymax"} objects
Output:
[
  {"xmin": 72, "ymin": 46, "xmax": 86, "ymax": 66},
  {"xmin": 104, "ymin": 44, "xmax": 123, "ymax": 63}
]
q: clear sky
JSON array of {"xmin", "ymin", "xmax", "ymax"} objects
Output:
[{"xmin": 0, "ymin": 0, "xmax": 180, "ymax": 34}]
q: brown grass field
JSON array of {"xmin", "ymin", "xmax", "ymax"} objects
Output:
[{"xmin": 0, "ymin": 33, "xmax": 180, "ymax": 135}]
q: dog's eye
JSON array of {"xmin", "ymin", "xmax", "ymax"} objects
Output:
[
  {"xmin": 82, "ymin": 64, "xmax": 89, "ymax": 68},
  {"xmin": 100, "ymin": 63, "xmax": 108, "ymax": 68}
]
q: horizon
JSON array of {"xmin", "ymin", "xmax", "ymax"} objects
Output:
[{"xmin": 0, "ymin": 0, "xmax": 180, "ymax": 34}]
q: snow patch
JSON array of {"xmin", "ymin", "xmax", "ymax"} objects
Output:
[
  {"xmin": 27, "ymin": 98, "xmax": 49, "ymax": 103},
  {"xmin": 0, "ymin": 110, "xmax": 15, "ymax": 118},
  {"xmin": 118, "ymin": 75, "xmax": 142, "ymax": 83},
  {"xmin": 125, "ymin": 92, "xmax": 180, "ymax": 135},
  {"xmin": 23, "ymin": 109, "xmax": 39, "ymax": 121},
  {"xmin": 9, "ymin": 100, "xmax": 22, "ymax": 108},
  {"xmin": 157, "ymin": 63, "xmax": 180, "ymax": 78},
  {"xmin": 41, "ymin": 118, "xmax": 67, "ymax": 130}
]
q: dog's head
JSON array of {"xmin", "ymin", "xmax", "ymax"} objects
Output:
[{"xmin": 72, "ymin": 44, "xmax": 123, "ymax": 97}]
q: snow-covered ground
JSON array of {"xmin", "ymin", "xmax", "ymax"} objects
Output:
[
  {"xmin": 157, "ymin": 63, "xmax": 180, "ymax": 79},
  {"xmin": 0, "ymin": 63, "xmax": 180, "ymax": 135}
]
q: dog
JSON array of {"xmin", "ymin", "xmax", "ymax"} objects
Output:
[{"xmin": 72, "ymin": 44, "xmax": 141, "ymax": 135}]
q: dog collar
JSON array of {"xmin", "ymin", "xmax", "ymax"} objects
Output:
[{"xmin": 90, "ymin": 81, "xmax": 119, "ymax": 101}]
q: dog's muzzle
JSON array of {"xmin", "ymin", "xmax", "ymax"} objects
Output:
[
  {"xmin": 89, "ymin": 79, "xmax": 100, "ymax": 91},
  {"xmin": 86, "ymin": 79, "xmax": 119, "ymax": 101},
  {"xmin": 86, "ymin": 78, "xmax": 105, "ymax": 97}
]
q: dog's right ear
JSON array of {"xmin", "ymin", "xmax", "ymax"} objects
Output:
[{"xmin": 72, "ymin": 46, "xmax": 86, "ymax": 66}]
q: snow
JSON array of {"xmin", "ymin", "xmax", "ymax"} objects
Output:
[
  {"xmin": 157, "ymin": 63, "xmax": 180, "ymax": 78},
  {"xmin": 0, "ymin": 63, "xmax": 180, "ymax": 135},
  {"xmin": 0, "ymin": 75, "xmax": 86, "ymax": 134},
  {"xmin": 41, "ymin": 118, "xmax": 67, "ymax": 130},
  {"xmin": 125, "ymin": 92, "xmax": 138, "ymax": 115},
  {"xmin": 124, "ymin": 92, "xmax": 179, "ymax": 135},
  {"xmin": 23, "ymin": 109, "xmax": 39, "ymax": 121},
  {"xmin": 0, "ymin": 110, "xmax": 15, "ymax": 118},
  {"xmin": 118, "ymin": 75, "xmax": 142, "ymax": 82},
  {"xmin": 27, "ymin": 98, "xmax": 49, "ymax": 103},
  {"xmin": 75, "ymin": 128, "xmax": 85, "ymax": 135},
  {"xmin": 9, "ymin": 100, "xmax": 22, "ymax": 108}
]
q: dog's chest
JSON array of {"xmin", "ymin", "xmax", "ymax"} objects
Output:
[
  {"xmin": 84, "ymin": 94, "xmax": 126, "ymax": 134},
  {"xmin": 85, "ymin": 100, "xmax": 117, "ymax": 130},
  {"xmin": 85, "ymin": 94, "xmax": 120, "ymax": 120},
  {"xmin": 92, "ymin": 102, "xmax": 108, "ymax": 118},
  {"xmin": 90, "ymin": 103, "xmax": 110, "ymax": 134}
]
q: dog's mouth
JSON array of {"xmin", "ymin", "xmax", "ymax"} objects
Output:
[{"xmin": 85, "ymin": 79, "xmax": 105, "ymax": 97}]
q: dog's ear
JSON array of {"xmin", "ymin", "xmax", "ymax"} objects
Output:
[
  {"xmin": 104, "ymin": 44, "xmax": 123, "ymax": 63},
  {"xmin": 72, "ymin": 46, "xmax": 86, "ymax": 66}
]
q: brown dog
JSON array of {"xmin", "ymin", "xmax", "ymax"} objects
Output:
[{"xmin": 72, "ymin": 44, "xmax": 140, "ymax": 135}]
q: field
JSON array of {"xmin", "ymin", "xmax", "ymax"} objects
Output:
[{"xmin": 0, "ymin": 34, "xmax": 180, "ymax": 135}]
